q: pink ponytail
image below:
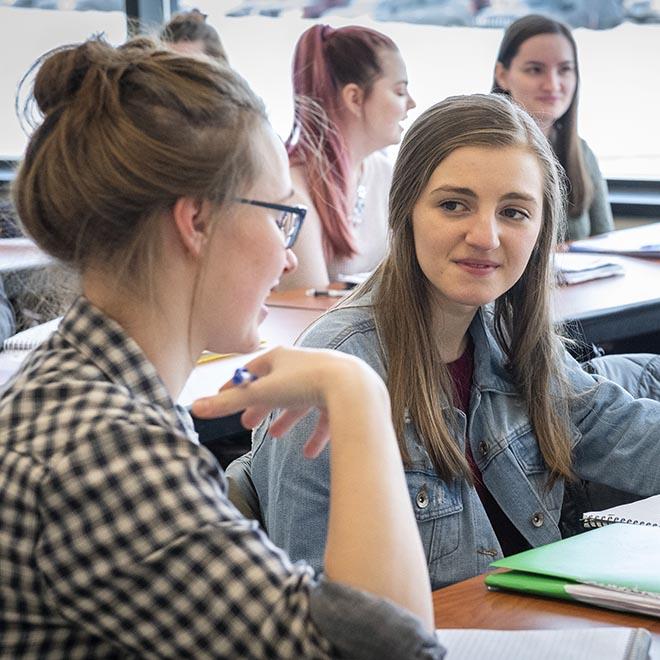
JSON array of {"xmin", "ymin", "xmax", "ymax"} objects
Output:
[{"xmin": 286, "ymin": 24, "xmax": 395, "ymax": 263}]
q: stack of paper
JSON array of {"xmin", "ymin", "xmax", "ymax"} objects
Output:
[
  {"xmin": 434, "ymin": 627, "xmax": 651, "ymax": 660},
  {"xmin": 554, "ymin": 252, "xmax": 625, "ymax": 285},
  {"xmin": 569, "ymin": 222, "xmax": 660, "ymax": 258}
]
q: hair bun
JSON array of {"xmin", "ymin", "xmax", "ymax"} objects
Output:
[{"xmin": 32, "ymin": 40, "xmax": 114, "ymax": 116}]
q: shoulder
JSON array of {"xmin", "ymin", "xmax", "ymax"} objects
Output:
[
  {"xmin": 1, "ymin": 352, "xmax": 194, "ymax": 469},
  {"xmin": 579, "ymin": 138, "xmax": 601, "ymax": 172},
  {"xmin": 363, "ymin": 150, "xmax": 393, "ymax": 183},
  {"xmin": 298, "ymin": 296, "xmax": 385, "ymax": 373}
]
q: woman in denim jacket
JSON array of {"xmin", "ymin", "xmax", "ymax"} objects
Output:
[{"xmin": 252, "ymin": 93, "xmax": 660, "ymax": 590}]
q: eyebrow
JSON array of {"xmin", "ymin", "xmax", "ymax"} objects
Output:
[
  {"xmin": 428, "ymin": 185, "xmax": 539, "ymax": 205},
  {"xmin": 523, "ymin": 59, "xmax": 574, "ymax": 66}
]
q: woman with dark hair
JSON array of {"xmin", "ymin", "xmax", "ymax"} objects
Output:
[
  {"xmin": 283, "ymin": 24, "xmax": 415, "ymax": 289},
  {"xmin": 252, "ymin": 93, "xmax": 660, "ymax": 589},
  {"xmin": 492, "ymin": 14, "xmax": 612, "ymax": 240},
  {"xmin": 160, "ymin": 8, "xmax": 228, "ymax": 62},
  {"xmin": 0, "ymin": 36, "xmax": 442, "ymax": 657}
]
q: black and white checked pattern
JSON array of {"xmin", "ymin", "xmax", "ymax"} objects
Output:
[{"xmin": 0, "ymin": 296, "xmax": 336, "ymax": 658}]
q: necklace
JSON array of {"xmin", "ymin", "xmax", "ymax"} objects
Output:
[
  {"xmin": 351, "ymin": 162, "xmax": 366, "ymax": 227},
  {"xmin": 352, "ymin": 183, "xmax": 366, "ymax": 227}
]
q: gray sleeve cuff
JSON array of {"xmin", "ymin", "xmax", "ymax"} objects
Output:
[{"xmin": 309, "ymin": 578, "xmax": 446, "ymax": 659}]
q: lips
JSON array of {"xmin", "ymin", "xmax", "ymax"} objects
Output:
[
  {"xmin": 454, "ymin": 259, "xmax": 500, "ymax": 276},
  {"xmin": 455, "ymin": 259, "xmax": 499, "ymax": 268}
]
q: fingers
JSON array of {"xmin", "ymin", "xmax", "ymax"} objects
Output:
[
  {"xmin": 191, "ymin": 385, "xmax": 251, "ymax": 419},
  {"xmin": 302, "ymin": 409, "xmax": 330, "ymax": 459},
  {"xmin": 240, "ymin": 404, "xmax": 272, "ymax": 430},
  {"xmin": 268, "ymin": 407, "xmax": 309, "ymax": 437}
]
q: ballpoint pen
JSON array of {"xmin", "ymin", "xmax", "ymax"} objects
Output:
[
  {"xmin": 232, "ymin": 367, "xmax": 258, "ymax": 386},
  {"xmin": 305, "ymin": 288, "xmax": 346, "ymax": 298}
]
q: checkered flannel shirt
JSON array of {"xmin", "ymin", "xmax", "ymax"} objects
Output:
[{"xmin": 0, "ymin": 296, "xmax": 444, "ymax": 659}]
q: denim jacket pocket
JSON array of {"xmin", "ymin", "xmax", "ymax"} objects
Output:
[
  {"xmin": 508, "ymin": 425, "xmax": 547, "ymax": 474},
  {"xmin": 508, "ymin": 427, "xmax": 563, "ymax": 514},
  {"xmin": 406, "ymin": 469, "xmax": 462, "ymax": 560}
]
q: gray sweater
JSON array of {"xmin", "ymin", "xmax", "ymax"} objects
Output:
[{"xmin": 565, "ymin": 139, "xmax": 614, "ymax": 241}]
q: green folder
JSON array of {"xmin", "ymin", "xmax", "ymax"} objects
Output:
[{"xmin": 485, "ymin": 524, "xmax": 660, "ymax": 617}]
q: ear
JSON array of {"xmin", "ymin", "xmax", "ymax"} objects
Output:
[
  {"xmin": 494, "ymin": 62, "xmax": 509, "ymax": 91},
  {"xmin": 340, "ymin": 82, "xmax": 365, "ymax": 119},
  {"xmin": 172, "ymin": 196, "xmax": 209, "ymax": 258}
]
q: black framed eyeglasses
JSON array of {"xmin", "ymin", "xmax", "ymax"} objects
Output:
[{"xmin": 237, "ymin": 198, "xmax": 307, "ymax": 249}]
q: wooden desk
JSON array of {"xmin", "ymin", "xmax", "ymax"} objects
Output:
[
  {"xmin": 433, "ymin": 574, "xmax": 659, "ymax": 658},
  {"xmin": 555, "ymin": 255, "xmax": 660, "ymax": 345},
  {"xmin": 271, "ymin": 255, "xmax": 660, "ymax": 348}
]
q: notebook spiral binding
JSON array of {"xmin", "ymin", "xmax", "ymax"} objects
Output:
[{"xmin": 583, "ymin": 515, "xmax": 660, "ymax": 529}]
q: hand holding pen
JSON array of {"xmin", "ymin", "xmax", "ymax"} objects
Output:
[{"xmin": 192, "ymin": 346, "xmax": 385, "ymax": 458}]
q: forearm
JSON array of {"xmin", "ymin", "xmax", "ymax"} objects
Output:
[{"xmin": 322, "ymin": 372, "xmax": 434, "ymax": 630}]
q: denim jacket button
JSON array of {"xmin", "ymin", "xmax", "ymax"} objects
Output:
[
  {"xmin": 415, "ymin": 487, "xmax": 429, "ymax": 509},
  {"xmin": 478, "ymin": 441, "xmax": 489, "ymax": 456},
  {"xmin": 531, "ymin": 512, "xmax": 544, "ymax": 527}
]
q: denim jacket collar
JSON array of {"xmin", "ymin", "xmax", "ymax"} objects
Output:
[{"xmin": 340, "ymin": 289, "xmax": 518, "ymax": 397}]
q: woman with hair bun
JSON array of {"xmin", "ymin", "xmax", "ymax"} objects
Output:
[
  {"xmin": 0, "ymin": 36, "xmax": 443, "ymax": 658},
  {"xmin": 282, "ymin": 24, "xmax": 416, "ymax": 289}
]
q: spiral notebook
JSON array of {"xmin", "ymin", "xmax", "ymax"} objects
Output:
[
  {"xmin": 582, "ymin": 494, "xmax": 660, "ymax": 529},
  {"xmin": 2, "ymin": 317, "xmax": 61, "ymax": 352}
]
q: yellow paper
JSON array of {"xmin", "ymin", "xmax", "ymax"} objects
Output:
[{"xmin": 196, "ymin": 340, "xmax": 267, "ymax": 365}]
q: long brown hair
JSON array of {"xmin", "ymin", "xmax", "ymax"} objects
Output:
[
  {"xmin": 492, "ymin": 14, "xmax": 593, "ymax": 219},
  {"xmin": 13, "ymin": 36, "xmax": 265, "ymax": 300},
  {"xmin": 358, "ymin": 93, "xmax": 574, "ymax": 484}
]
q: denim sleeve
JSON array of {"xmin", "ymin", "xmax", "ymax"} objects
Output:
[
  {"xmin": 583, "ymin": 353, "xmax": 660, "ymax": 401},
  {"xmin": 310, "ymin": 579, "xmax": 446, "ymax": 660},
  {"xmin": 0, "ymin": 276, "xmax": 15, "ymax": 344},
  {"xmin": 567, "ymin": 351, "xmax": 660, "ymax": 494},
  {"xmin": 252, "ymin": 407, "xmax": 330, "ymax": 573},
  {"xmin": 251, "ymin": 312, "xmax": 384, "ymax": 572}
]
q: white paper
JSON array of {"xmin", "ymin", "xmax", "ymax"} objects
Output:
[
  {"xmin": 583, "ymin": 494, "xmax": 660, "ymax": 528},
  {"xmin": 435, "ymin": 627, "xmax": 651, "ymax": 660}
]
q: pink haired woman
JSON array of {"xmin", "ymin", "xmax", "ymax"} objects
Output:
[{"xmin": 282, "ymin": 24, "xmax": 415, "ymax": 289}]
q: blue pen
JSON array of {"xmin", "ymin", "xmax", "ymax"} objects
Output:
[{"xmin": 232, "ymin": 367, "xmax": 258, "ymax": 386}]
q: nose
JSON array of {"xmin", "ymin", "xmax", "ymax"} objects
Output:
[
  {"xmin": 542, "ymin": 70, "xmax": 561, "ymax": 91},
  {"xmin": 407, "ymin": 93, "xmax": 416, "ymax": 111},
  {"xmin": 283, "ymin": 247, "xmax": 298, "ymax": 275},
  {"xmin": 465, "ymin": 212, "xmax": 500, "ymax": 251}
]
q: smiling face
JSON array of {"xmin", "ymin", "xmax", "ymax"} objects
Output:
[
  {"xmin": 411, "ymin": 145, "xmax": 544, "ymax": 319},
  {"xmin": 495, "ymin": 33, "xmax": 577, "ymax": 135},
  {"xmin": 199, "ymin": 123, "xmax": 297, "ymax": 354},
  {"xmin": 361, "ymin": 48, "xmax": 416, "ymax": 150}
]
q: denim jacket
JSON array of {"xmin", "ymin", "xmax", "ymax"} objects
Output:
[{"xmin": 252, "ymin": 293, "xmax": 660, "ymax": 590}]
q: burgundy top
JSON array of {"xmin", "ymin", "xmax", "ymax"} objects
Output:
[{"xmin": 447, "ymin": 342, "xmax": 530, "ymax": 556}]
